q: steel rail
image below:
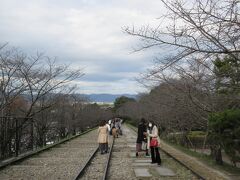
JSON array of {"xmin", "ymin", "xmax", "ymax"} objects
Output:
[
  {"xmin": 74, "ymin": 146, "xmax": 99, "ymax": 180},
  {"xmin": 127, "ymin": 124, "xmax": 205, "ymax": 180},
  {"xmin": 75, "ymin": 137, "xmax": 115, "ymax": 180},
  {"xmin": 102, "ymin": 138, "xmax": 115, "ymax": 180}
]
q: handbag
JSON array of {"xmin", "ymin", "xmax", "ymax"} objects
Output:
[{"xmin": 150, "ymin": 138, "xmax": 158, "ymax": 147}]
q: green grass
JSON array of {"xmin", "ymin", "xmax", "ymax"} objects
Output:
[
  {"xmin": 163, "ymin": 140, "xmax": 240, "ymax": 176},
  {"xmin": 125, "ymin": 119, "xmax": 138, "ymax": 127},
  {"xmin": 187, "ymin": 131, "xmax": 206, "ymax": 138},
  {"xmin": 188, "ymin": 131, "xmax": 206, "ymax": 136},
  {"xmin": 126, "ymin": 123, "xmax": 137, "ymax": 132}
]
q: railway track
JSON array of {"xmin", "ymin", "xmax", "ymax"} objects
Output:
[
  {"xmin": 0, "ymin": 124, "xmax": 224, "ymax": 179},
  {"xmin": 0, "ymin": 129, "xmax": 102, "ymax": 179},
  {"xmin": 75, "ymin": 138, "xmax": 115, "ymax": 180},
  {"xmin": 0, "ymin": 126, "xmax": 115, "ymax": 180}
]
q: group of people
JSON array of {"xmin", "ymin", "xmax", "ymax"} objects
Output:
[
  {"xmin": 97, "ymin": 116, "xmax": 161, "ymax": 166},
  {"xmin": 108, "ymin": 118, "xmax": 122, "ymax": 138},
  {"xmin": 136, "ymin": 118, "xmax": 161, "ymax": 165},
  {"xmin": 97, "ymin": 118, "xmax": 123, "ymax": 154}
]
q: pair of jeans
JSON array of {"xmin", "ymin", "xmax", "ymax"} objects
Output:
[{"xmin": 150, "ymin": 147, "xmax": 161, "ymax": 164}]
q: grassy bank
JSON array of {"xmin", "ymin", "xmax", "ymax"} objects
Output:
[{"xmin": 163, "ymin": 140, "xmax": 240, "ymax": 176}]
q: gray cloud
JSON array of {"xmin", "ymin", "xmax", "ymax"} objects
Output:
[{"xmin": 0, "ymin": 0, "xmax": 165, "ymax": 94}]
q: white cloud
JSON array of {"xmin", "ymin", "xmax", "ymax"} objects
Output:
[
  {"xmin": 0, "ymin": 0, "xmax": 166, "ymax": 94},
  {"xmin": 74, "ymin": 79, "xmax": 146, "ymax": 94}
]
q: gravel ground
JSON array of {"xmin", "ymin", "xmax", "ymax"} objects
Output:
[
  {"xmin": 0, "ymin": 126, "xmax": 204, "ymax": 180},
  {"xmin": 107, "ymin": 127, "xmax": 137, "ymax": 180},
  {"xmin": 81, "ymin": 142, "xmax": 112, "ymax": 180},
  {"xmin": 80, "ymin": 152, "xmax": 108, "ymax": 180},
  {"xmin": 0, "ymin": 129, "xmax": 99, "ymax": 180}
]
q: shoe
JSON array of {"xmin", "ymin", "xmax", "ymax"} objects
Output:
[
  {"xmin": 157, "ymin": 163, "xmax": 161, "ymax": 166},
  {"xmin": 145, "ymin": 154, "xmax": 150, "ymax": 157},
  {"xmin": 151, "ymin": 162, "xmax": 156, "ymax": 164}
]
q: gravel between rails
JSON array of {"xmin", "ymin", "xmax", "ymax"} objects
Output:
[
  {"xmin": 0, "ymin": 129, "xmax": 99, "ymax": 180},
  {"xmin": 80, "ymin": 142, "xmax": 112, "ymax": 180},
  {"xmin": 108, "ymin": 127, "xmax": 137, "ymax": 180}
]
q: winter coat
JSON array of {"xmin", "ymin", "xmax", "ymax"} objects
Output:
[
  {"xmin": 112, "ymin": 128, "xmax": 118, "ymax": 138},
  {"xmin": 106, "ymin": 124, "xmax": 111, "ymax": 132},
  {"xmin": 136, "ymin": 123, "xmax": 147, "ymax": 143},
  {"xmin": 147, "ymin": 125, "xmax": 160, "ymax": 149},
  {"xmin": 98, "ymin": 125, "xmax": 108, "ymax": 143}
]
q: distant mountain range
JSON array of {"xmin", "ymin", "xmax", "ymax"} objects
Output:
[
  {"xmin": 82, "ymin": 94, "xmax": 137, "ymax": 103},
  {"xmin": 20, "ymin": 93, "xmax": 137, "ymax": 104}
]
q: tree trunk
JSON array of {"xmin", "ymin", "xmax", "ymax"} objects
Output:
[
  {"xmin": 215, "ymin": 146, "xmax": 223, "ymax": 165},
  {"xmin": 211, "ymin": 145, "xmax": 223, "ymax": 165}
]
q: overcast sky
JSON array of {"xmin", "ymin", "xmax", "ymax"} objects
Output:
[{"xmin": 0, "ymin": 0, "xmax": 166, "ymax": 94}]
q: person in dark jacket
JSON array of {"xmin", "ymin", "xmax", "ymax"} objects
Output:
[{"xmin": 136, "ymin": 118, "xmax": 147, "ymax": 157}]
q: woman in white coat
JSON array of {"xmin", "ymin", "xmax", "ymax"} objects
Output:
[{"xmin": 146, "ymin": 121, "xmax": 161, "ymax": 165}]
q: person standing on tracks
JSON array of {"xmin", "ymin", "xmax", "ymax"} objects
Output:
[
  {"xmin": 111, "ymin": 125, "xmax": 118, "ymax": 138},
  {"xmin": 106, "ymin": 120, "xmax": 111, "ymax": 135},
  {"xmin": 136, "ymin": 118, "xmax": 147, "ymax": 157},
  {"xmin": 115, "ymin": 118, "xmax": 122, "ymax": 135},
  {"xmin": 105, "ymin": 120, "xmax": 111, "ymax": 152},
  {"xmin": 145, "ymin": 121, "xmax": 161, "ymax": 165},
  {"xmin": 98, "ymin": 120, "xmax": 108, "ymax": 154}
]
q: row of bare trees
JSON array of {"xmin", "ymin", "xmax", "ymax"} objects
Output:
[
  {"xmin": 0, "ymin": 44, "xmax": 112, "ymax": 160},
  {"xmin": 121, "ymin": 0, "xmax": 240, "ymax": 165}
]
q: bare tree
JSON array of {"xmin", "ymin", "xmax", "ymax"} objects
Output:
[
  {"xmin": 0, "ymin": 45, "xmax": 84, "ymax": 158},
  {"xmin": 125, "ymin": 0, "xmax": 240, "ymax": 70},
  {"xmin": 124, "ymin": 0, "xmax": 240, "ymax": 165}
]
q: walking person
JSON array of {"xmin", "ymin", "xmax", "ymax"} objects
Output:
[
  {"xmin": 111, "ymin": 126, "xmax": 118, "ymax": 138},
  {"xmin": 115, "ymin": 119, "xmax": 121, "ymax": 135},
  {"xmin": 105, "ymin": 120, "xmax": 111, "ymax": 152},
  {"xmin": 106, "ymin": 120, "xmax": 111, "ymax": 135},
  {"xmin": 145, "ymin": 121, "xmax": 161, "ymax": 165},
  {"xmin": 98, "ymin": 120, "xmax": 108, "ymax": 154},
  {"xmin": 136, "ymin": 118, "xmax": 147, "ymax": 157},
  {"xmin": 119, "ymin": 118, "xmax": 123, "ymax": 135}
]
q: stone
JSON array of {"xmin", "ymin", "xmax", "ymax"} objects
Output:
[
  {"xmin": 134, "ymin": 168, "xmax": 152, "ymax": 177},
  {"xmin": 134, "ymin": 159, "xmax": 152, "ymax": 163},
  {"xmin": 154, "ymin": 167, "xmax": 176, "ymax": 176},
  {"xmin": 132, "ymin": 162, "xmax": 155, "ymax": 166},
  {"xmin": 127, "ymin": 144, "xmax": 136, "ymax": 148},
  {"xmin": 129, "ymin": 153, "xmax": 136, "ymax": 157}
]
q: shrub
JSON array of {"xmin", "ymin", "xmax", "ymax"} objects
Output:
[{"xmin": 208, "ymin": 109, "xmax": 240, "ymax": 166}]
